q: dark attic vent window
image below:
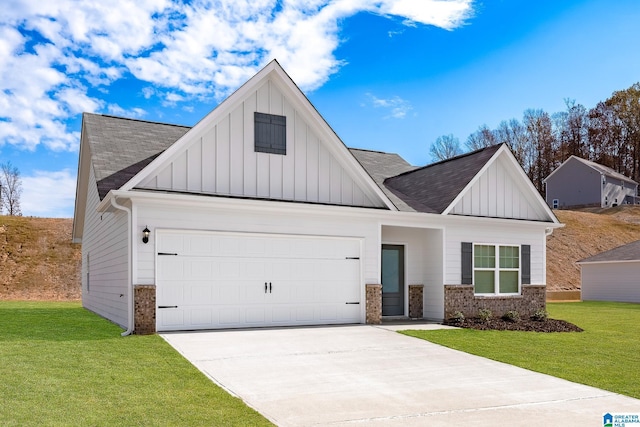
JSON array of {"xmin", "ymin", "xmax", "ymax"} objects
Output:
[{"xmin": 254, "ymin": 112, "xmax": 286, "ymax": 155}]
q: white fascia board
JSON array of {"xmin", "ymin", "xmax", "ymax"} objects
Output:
[
  {"xmin": 72, "ymin": 123, "xmax": 91, "ymax": 242},
  {"xmin": 100, "ymin": 189, "xmax": 401, "ymax": 220},
  {"xmin": 577, "ymin": 259, "xmax": 640, "ymax": 266},
  {"xmin": 99, "ymin": 189, "xmax": 562, "ymax": 235}
]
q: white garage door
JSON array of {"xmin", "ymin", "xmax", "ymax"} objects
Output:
[{"xmin": 156, "ymin": 230, "xmax": 362, "ymax": 331}]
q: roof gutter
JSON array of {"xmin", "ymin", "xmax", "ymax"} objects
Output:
[{"xmin": 110, "ymin": 195, "xmax": 134, "ymax": 337}]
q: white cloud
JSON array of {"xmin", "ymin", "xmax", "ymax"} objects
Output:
[
  {"xmin": 0, "ymin": 0, "xmax": 473, "ymax": 152},
  {"xmin": 21, "ymin": 169, "xmax": 77, "ymax": 218},
  {"xmin": 106, "ymin": 105, "xmax": 147, "ymax": 119},
  {"xmin": 366, "ymin": 93, "xmax": 413, "ymax": 119}
]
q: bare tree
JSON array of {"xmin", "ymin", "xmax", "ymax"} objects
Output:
[
  {"xmin": 1, "ymin": 162, "xmax": 22, "ymax": 216},
  {"xmin": 430, "ymin": 134, "xmax": 462, "ymax": 162},
  {"xmin": 466, "ymin": 124, "xmax": 497, "ymax": 151}
]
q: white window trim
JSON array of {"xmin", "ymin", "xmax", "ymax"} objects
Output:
[{"xmin": 473, "ymin": 243, "xmax": 521, "ymax": 296}]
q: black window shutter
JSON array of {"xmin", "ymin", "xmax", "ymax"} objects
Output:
[
  {"xmin": 254, "ymin": 112, "xmax": 286, "ymax": 155},
  {"xmin": 521, "ymin": 244, "xmax": 531, "ymax": 284},
  {"xmin": 461, "ymin": 242, "xmax": 473, "ymax": 285}
]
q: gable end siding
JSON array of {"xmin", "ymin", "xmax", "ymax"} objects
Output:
[
  {"xmin": 137, "ymin": 79, "xmax": 382, "ymax": 209},
  {"xmin": 451, "ymin": 155, "xmax": 548, "ymax": 221}
]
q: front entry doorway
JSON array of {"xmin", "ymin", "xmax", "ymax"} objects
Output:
[{"xmin": 381, "ymin": 244, "xmax": 405, "ymax": 316}]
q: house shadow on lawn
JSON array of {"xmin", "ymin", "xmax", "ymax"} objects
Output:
[{"xmin": 0, "ymin": 303, "xmax": 123, "ymax": 342}]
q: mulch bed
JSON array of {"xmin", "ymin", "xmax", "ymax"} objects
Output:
[{"xmin": 444, "ymin": 317, "xmax": 583, "ymax": 332}]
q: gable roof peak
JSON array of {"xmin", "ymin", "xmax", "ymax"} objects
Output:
[{"xmin": 382, "ymin": 143, "xmax": 504, "ymax": 214}]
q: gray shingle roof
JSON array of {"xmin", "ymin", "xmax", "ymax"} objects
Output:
[
  {"xmin": 579, "ymin": 240, "xmax": 640, "ymax": 263},
  {"xmin": 83, "ymin": 113, "xmax": 190, "ymax": 199},
  {"xmin": 349, "ymin": 148, "xmax": 418, "ymax": 212},
  {"xmin": 384, "ymin": 144, "xmax": 502, "ymax": 214},
  {"xmin": 571, "ymin": 156, "xmax": 637, "ymax": 185}
]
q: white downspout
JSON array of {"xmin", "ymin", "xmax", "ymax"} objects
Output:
[{"xmin": 110, "ymin": 196, "xmax": 134, "ymax": 336}]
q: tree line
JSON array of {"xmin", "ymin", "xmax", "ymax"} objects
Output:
[{"xmin": 430, "ymin": 82, "xmax": 640, "ymax": 194}]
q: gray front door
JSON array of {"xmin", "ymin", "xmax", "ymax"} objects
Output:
[{"xmin": 382, "ymin": 245, "xmax": 404, "ymax": 316}]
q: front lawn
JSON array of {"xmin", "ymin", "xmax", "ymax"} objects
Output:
[
  {"xmin": 402, "ymin": 301, "xmax": 640, "ymax": 399},
  {"xmin": 0, "ymin": 302, "xmax": 272, "ymax": 426}
]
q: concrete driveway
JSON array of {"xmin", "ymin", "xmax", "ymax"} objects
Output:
[{"xmin": 162, "ymin": 324, "xmax": 639, "ymax": 426}]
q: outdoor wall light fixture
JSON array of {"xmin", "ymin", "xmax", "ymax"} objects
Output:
[{"xmin": 142, "ymin": 226, "xmax": 150, "ymax": 244}]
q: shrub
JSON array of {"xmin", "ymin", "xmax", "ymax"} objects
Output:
[
  {"xmin": 451, "ymin": 311, "xmax": 465, "ymax": 324},
  {"xmin": 532, "ymin": 308, "xmax": 549, "ymax": 322},
  {"xmin": 502, "ymin": 310, "xmax": 521, "ymax": 322},
  {"xmin": 478, "ymin": 308, "xmax": 492, "ymax": 322}
]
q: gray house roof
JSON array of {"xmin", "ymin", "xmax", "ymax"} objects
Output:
[
  {"xmin": 82, "ymin": 113, "xmax": 190, "ymax": 199},
  {"xmin": 349, "ymin": 148, "xmax": 418, "ymax": 212},
  {"xmin": 545, "ymin": 155, "xmax": 638, "ymax": 185},
  {"xmin": 384, "ymin": 144, "xmax": 502, "ymax": 214},
  {"xmin": 578, "ymin": 240, "xmax": 640, "ymax": 264},
  {"xmin": 81, "ymin": 113, "xmax": 504, "ymax": 215}
]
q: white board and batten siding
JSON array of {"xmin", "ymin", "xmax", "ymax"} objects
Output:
[
  {"xmin": 444, "ymin": 221, "xmax": 546, "ymax": 286},
  {"xmin": 581, "ymin": 262, "xmax": 640, "ymax": 303},
  {"xmin": 155, "ymin": 230, "xmax": 362, "ymax": 331},
  {"xmin": 451, "ymin": 155, "xmax": 549, "ymax": 221},
  {"xmin": 138, "ymin": 79, "xmax": 382, "ymax": 209},
  {"xmin": 81, "ymin": 163, "xmax": 129, "ymax": 328}
]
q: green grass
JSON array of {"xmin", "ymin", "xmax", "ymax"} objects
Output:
[
  {"xmin": 402, "ymin": 301, "xmax": 640, "ymax": 399},
  {"xmin": 0, "ymin": 301, "xmax": 272, "ymax": 426}
]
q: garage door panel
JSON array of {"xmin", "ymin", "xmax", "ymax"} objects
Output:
[
  {"xmin": 157, "ymin": 231, "xmax": 362, "ymax": 331},
  {"xmin": 244, "ymin": 307, "xmax": 267, "ymax": 324},
  {"xmin": 219, "ymin": 307, "xmax": 241, "ymax": 325},
  {"xmin": 190, "ymin": 309, "xmax": 213, "ymax": 326}
]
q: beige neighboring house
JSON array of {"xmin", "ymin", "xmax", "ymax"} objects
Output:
[
  {"xmin": 578, "ymin": 240, "xmax": 640, "ymax": 303},
  {"xmin": 544, "ymin": 156, "xmax": 639, "ymax": 209}
]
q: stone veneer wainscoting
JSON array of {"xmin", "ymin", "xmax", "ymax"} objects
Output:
[
  {"xmin": 134, "ymin": 285, "xmax": 156, "ymax": 335},
  {"xmin": 444, "ymin": 284, "xmax": 546, "ymax": 320},
  {"xmin": 408, "ymin": 285, "xmax": 424, "ymax": 319},
  {"xmin": 366, "ymin": 284, "xmax": 382, "ymax": 324}
]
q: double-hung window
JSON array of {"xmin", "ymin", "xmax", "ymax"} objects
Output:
[{"xmin": 473, "ymin": 244, "xmax": 521, "ymax": 295}]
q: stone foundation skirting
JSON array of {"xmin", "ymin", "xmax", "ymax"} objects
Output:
[
  {"xmin": 366, "ymin": 284, "xmax": 382, "ymax": 324},
  {"xmin": 134, "ymin": 285, "xmax": 156, "ymax": 335},
  {"xmin": 408, "ymin": 285, "xmax": 424, "ymax": 319},
  {"xmin": 444, "ymin": 284, "xmax": 546, "ymax": 319}
]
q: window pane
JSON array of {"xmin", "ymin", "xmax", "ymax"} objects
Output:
[
  {"xmin": 474, "ymin": 271, "xmax": 494, "ymax": 294},
  {"xmin": 382, "ymin": 249, "xmax": 400, "ymax": 293},
  {"xmin": 474, "ymin": 245, "xmax": 495, "ymax": 268},
  {"xmin": 499, "ymin": 246, "xmax": 519, "ymax": 268},
  {"xmin": 499, "ymin": 271, "xmax": 519, "ymax": 293}
]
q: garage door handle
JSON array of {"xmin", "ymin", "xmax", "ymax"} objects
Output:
[
  {"xmin": 158, "ymin": 305, "xmax": 178, "ymax": 309},
  {"xmin": 265, "ymin": 282, "xmax": 268, "ymax": 293},
  {"xmin": 345, "ymin": 302, "xmax": 360, "ymax": 305},
  {"xmin": 269, "ymin": 282, "xmax": 272, "ymax": 293}
]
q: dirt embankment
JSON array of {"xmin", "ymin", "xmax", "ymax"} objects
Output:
[
  {"xmin": 0, "ymin": 216, "xmax": 81, "ymax": 300},
  {"xmin": 547, "ymin": 206, "xmax": 640, "ymax": 290}
]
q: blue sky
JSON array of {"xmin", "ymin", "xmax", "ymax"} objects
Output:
[{"xmin": 1, "ymin": 0, "xmax": 639, "ymax": 218}]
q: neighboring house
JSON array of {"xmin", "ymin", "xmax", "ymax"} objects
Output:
[
  {"xmin": 72, "ymin": 60, "xmax": 561, "ymax": 334},
  {"xmin": 544, "ymin": 156, "xmax": 639, "ymax": 209},
  {"xmin": 578, "ymin": 240, "xmax": 640, "ymax": 303}
]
